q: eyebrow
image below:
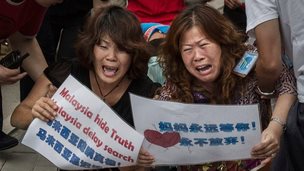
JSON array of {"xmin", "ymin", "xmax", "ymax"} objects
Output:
[{"xmin": 181, "ymin": 38, "xmax": 207, "ymax": 46}]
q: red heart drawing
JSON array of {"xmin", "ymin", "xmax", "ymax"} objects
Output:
[{"xmin": 144, "ymin": 129, "xmax": 181, "ymax": 148}]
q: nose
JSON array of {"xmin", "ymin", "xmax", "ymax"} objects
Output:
[
  {"xmin": 106, "ymin": 48, "xmax": 118, "ymax": 61},
  {"xmin": 193, "ymin": 47, "xmax": 204, "ymax": 62}
]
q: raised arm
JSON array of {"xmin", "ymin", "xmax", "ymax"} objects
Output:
[{"xmin": 8, "ymin": 32, "xmax": 48, "ymax": 81}]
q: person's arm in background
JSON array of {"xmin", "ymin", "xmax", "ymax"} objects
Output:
[
  {"xmin": 224, "ymin": 0, "xmax": 242, "ymax": 9},
  {"xmin": 0, "ymin": 65, "xmax": 27, "ymax": 85},
  {"xmin": 245, "ymin": 0, "xmax": 282, "ymax": 93},
  {"xmin": 251, "ymin": 93, "xmax": 296, "ymax": 164},
  {"xmin": 10, "ymin": 74, "xmax": 56, "ymax": 130},
  {"xmin": 254, "ymin": 19, "xmax": 283, "ymax": 93},
  {"xmin": 251, "ymin": 61, "xmax": 297, "ymax": 164},
  {"xmin": 8, "ymin": 32, "xmax": 47, "ymax": 81}
]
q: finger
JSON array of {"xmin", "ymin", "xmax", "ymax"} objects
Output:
[
  {"xmin": 234, "ymin": 0, "xmax": 243, "ymax": 6},
  {"xmin": 230, "ymin": 0, "xmax": 241, "ymax": 7},
  {"xmin": 252, "ymin": 140, "xmax": 269, "ymax": 153},
  {"xmin": 137, "ymin": 156, "xmax": 154, "ymax": 163},
  {"xmin": 46, "ymin": 84, "xmax": 58, "ymax": 98},
  {"xmin": 43, "ymin": 97, "xmax": 58, "ymax": 109},
  {"xmin": 41, "ymin": 102, "xmax": 57, "ymax": 117},
  {"xmin": 32, "ymin": 98, "xmax": 57, "ymax": 120},
  {"xmin": 261, "ymin": 156, "xmax": 273, "ymax": 165},
  {"xmin": 137, "ymin": 157, "xmax": 154, "ymax": 167},
  {"xmin": 253, "ymin": 132, "xmax": 275, "ymax": 151},
  {"xmin": 138, "ymin": 151, "xmax": 154, "ymax": 160},
  {"xmin": 32, "ymin": 105, "xmax": 53, "ymax": 120},
  {"xmin": 252, "ymin": 144, "xmax": 279, "ymax": 159},
  {"xmin": 137, "ymin": 149, "xmax": 155, "ymax": 166},
  {"xmin": 0, "ymin": 66, "xmax": 21, "ymax": 76},
  {"xmin": 224, "ymin": 0, "xmax": 234, "ymax": 8},
  {"xmin": 7, "ymin": 72, "xmax": 27, "ymax": 83},
  {"xmin": 32, "ymin": 107, "xmax": 51, "ymax": 122},
  {"xmin": 138, "ymin": 154, "xmax": 154, "ymax": 161},
  {"xmin": 252, "ymin": 134, "xmax": 279, "ymax": 156}
]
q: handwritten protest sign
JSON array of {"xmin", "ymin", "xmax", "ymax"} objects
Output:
[
  {"xmin": 22, "ymin": 75, "xmax": 144, "ymax": 170},
  {"xmin": 130, "ymin": 94, "xmax": 261, "ymax": 165}
]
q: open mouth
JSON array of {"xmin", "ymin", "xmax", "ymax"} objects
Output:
[
  {"xmin": 196, "ymin": 64, "xmax": 212, "ymax": 72},
  {"xmin": 103, "ymin": 66, "xmax": 118, "ymax": 76}
]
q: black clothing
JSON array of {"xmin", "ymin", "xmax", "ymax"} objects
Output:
[
  {"xmin": 271, "ymin": 101, "xmax": 304, "ymax": 171},
  {"xmin": 223, "ymin": 5, "xmax": 246, "ymax": 33},
  {"xmin": 44, "ymin": 62, "xmax": 160, "ymax": 127}
]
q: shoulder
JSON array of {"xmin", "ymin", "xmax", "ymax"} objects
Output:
[
  {"xmin": 19, "ymin": 0, "xmax": 47, "ymax": 36},
  {"xmin": 44, "ymin": 62, "xmax": 73, "ymax": 87},
  {"xmin": 245, "ymin": 0, "xmax": 279, "ymax": 35},
  {"xmin": 44, "ymin": 62, "xmax": 87, "ymax": 87}
]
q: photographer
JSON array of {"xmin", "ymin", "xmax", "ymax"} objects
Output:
[{"xmin": 0, "ymin": 0, "xmax": 63, "ymax": 151}]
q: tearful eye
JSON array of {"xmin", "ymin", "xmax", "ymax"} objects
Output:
[
  {"xmin": 98, "ymin": 45, "xmax": 108, "ymax": 49},
  {"xmin": 6, "ymin": 0, "xmax": 25, "ymax": 5},
  {"xmin": 199, "ymin": 44, "xmax": 207, "ymax": 47},
  {"xmin": 183, "ymin": 48, "xmax": 192, "ymax": 52}
]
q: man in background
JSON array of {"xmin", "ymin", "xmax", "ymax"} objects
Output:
[
  {"xmin": 0, "ymin": 0, "xmax": 63, "ymax": 151},
  {"xmin": 246, "ymin": 0, "xmax": 304, "ymax": 170}
]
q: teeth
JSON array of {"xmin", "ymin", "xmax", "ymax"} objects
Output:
[
  {"xmin": 103, "ymin": 66, "xmax": 116, "ymax": 71},
  {"xmin": 103, "ymin": 66, "xmax": 117, "ymax": 76},
  {"xmin": 196, "ymin": 65, "xmax": 210, "ymax": 71}
]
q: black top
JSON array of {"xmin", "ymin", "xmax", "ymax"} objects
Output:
[{"xmin": 44, "ymin": 62, "xmax": 161, "ymax": 127}]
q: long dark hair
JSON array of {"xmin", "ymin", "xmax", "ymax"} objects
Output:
[{"xmin": 159, "ymin": 4, "xmax": 247, "ymax": 103}]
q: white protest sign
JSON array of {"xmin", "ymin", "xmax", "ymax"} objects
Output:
[
  {"xmin": 130, "ymin": 94, "xmax": 261, "ymax": 165},
  {"xmin": 22, "ymin": 75, "xmax": 144, "ymax": 170}
]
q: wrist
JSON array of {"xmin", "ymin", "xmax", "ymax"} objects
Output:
[
  {"xmin": 256, "ymin": 86, "xmax": 275, "ymax": 97},
  {"xmin": 270, "ymin": 116, "xmax": 286, "ymax": 131}
]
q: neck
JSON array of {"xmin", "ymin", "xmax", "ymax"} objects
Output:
[{"xmin": 93, "ymin": 71, "xmax": 126, "ymax": 100}]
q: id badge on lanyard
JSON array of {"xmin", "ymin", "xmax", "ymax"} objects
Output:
[{"xmin": 233, "ymin": 47, "xmax": 258, "ymax": 77}]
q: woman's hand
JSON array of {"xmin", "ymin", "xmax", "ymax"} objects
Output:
[
  {"xmin": 46, "ymin": 84, "xmax": 58, "ymax": 98},
  {"xmin": 32, "ymin": 96, "xmax": 58, "ymax": 122},
  {"xmin": 137, "ymin": 147, "xmax": 155, "ymax": 167},
  {"xmin": 251, "ymin": 123, "xmax": 283, "ymax": 164},
  {"xmin": 224, "ymin": 0, "xmax": 242, "ymax": 9}
]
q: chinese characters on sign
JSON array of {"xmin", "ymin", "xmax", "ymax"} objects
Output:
[
  {"xmin": 22, "ymin": 75, "xmax": 144, "ymax": 170},
  {"xmin": 131, "ymin": 94, "xmax": 261, "ymax": 165}
]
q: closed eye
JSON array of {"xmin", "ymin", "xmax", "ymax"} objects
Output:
[
  {"xmin": 182, "ymin": 47, "xmax": 192, "ymax": 52},
  {"xmin": 97, "ymin": 44, "xmax": 108, "ymax": 49},
  {"xmin": 199, "ymin": 43, "xmax": 208, "ymax": 48}
]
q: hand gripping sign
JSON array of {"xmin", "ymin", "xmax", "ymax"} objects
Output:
[
  {"xmin": 22, "ymin": 75, "xmax": 144, "ymax": 170},
  {"xmin": 130, "ymin": 94, "xmax": 261, "ymax": 165}
]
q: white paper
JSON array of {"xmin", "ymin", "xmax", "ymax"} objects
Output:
[
  {"xmin": 130, "ymin": 94, "xmax": 261, "ymax": 165},
  {"xmin": 22, "ymin": 75, "xmax": 144, "ymax": 170}
]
